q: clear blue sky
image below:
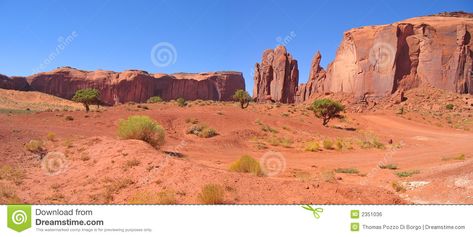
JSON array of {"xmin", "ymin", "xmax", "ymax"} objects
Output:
[{"xmin": 1, "ymin": 0, "xmax": 472, "ymax": 93}]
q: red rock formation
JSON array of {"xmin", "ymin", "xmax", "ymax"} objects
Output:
[
  {"xmin": 1, "ymin": 67, "xmax": 245, "ymax": 105},
  {"xmin": 0, "ymin": 74, "xmax": 29, "ymax": 91},
  {"xmin": 253, "ymin": 45, "xmax": 299, "ymax": 103},
  {"xmin": 295, "ymin": 51, "xmax": 326, "ymax": 102},
  {"xmin": 321, "ymin": 13, "xmax": 473, "ymax": 99}
]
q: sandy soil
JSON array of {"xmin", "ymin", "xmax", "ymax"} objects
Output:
[{"xmin": 0, "ymin": 93, "xmax": 472, "ymax": 204}]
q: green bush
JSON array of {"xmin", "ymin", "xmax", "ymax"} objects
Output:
[
  {"xmin": 395, "ymin": 170, "xmax": 419, "ymax": 178},
  {"xmin": 229, "ymin": 155, "xmax": 263, "ymax": 176},
  {"xmin": 198, "ymin": 184, "xmax": 224, "ymax": 204},
  {"xmin": 379, "ymin": 164, "xmax": 398, "ymax": 170},
  {"xmin": 72, "ymin": 88, "xmax": 101, "ymax": 112},
  {"xmin": 445, "ymin": 104, "xmax": 454, "ymax": 110},
  {"xmin": 232, "ymin": 89, "xmax": 252, "ymax": 109},
  {"xmin": 176, "ymin": 98, "xmax": 187, "ymax": 107},
  {"xmin": 147, "ymin": 96, "xmax": 163, "ymax": 103},
  {"xmin": 309, "ymin": 99, "xmax": 344, "ymax": 126},
  {"xmin": 118, "ymin": 115, "xmax": 165, "ymax": 148}
]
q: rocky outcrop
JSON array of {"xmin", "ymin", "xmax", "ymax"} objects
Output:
[
  {"xmin": 1, "ymin": 67, "xmax": 245, "ymax": 105},
  {"xmin": 253, "ymin": 45, "xmax": 299, "ymax": 103},
  {"xmin": 295, "ymin": 51, "xmax": 326, "ymax": 102},
  {"xmin": 0, "ymin": 74, "xmax": 29, "ymax": 91},
  {"xmin": 320, "ymin": 13, "xmax": 473, "ymax": 100}
]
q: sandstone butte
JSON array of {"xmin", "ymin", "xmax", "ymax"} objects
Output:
[
  {"xmin": 0, "ymin": 67, "xmax": 245, "ymax": 105},
  {"xmin": 255, "ymin": 12, "xmax": 473, "ymax": 103}
]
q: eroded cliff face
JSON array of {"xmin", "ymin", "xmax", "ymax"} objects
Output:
[
  {"xmin": 0, "ymin": 67, "xmax": 245, "ymax": 105},
  {"xmin": 321, "ymin": 13, "xmax": 473, "ymax": 100},
  {"xmin": 295, "ymin": 51, "xmax": 326, "ymax": 103},
  {"xmin": 253, "ymin": 45, "xmax": 299, "ymax": 103}
]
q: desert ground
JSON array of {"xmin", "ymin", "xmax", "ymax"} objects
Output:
[{"xmin": 0, "ymin": 87, "xmax": 472, "ymax": 204}]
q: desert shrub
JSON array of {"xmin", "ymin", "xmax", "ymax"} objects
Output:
[
  {"xmin": 334, "ymin": 168, "xmax": 359, "ymax": 174},
  {"xmin": 309, "ymin": 99, "xmax": 345, "ymax": 126},
  {"xmin": 304, "ymin": 141, "xmax": 320, "ymax": 152},
  {"xmin": 46, "ymin": 132, "xmax": 56, "ymax": 141},
  {"xmin": 123, "ymin": 158, "xmax": 141, "ymax": 170},
  {"xmin": 186, "ymin": 124, "xmax": 218, "ymax": 138},
  {"xmin": 25, "ymin": 139, "xmax": 45, "ymax": 154},
  {"xmin": 72, "ymin": 88, "xmax": 101, "ymax": 112},
  {"xmin": 65, "ymin": 115, "xmax": 74, "ymax": 121},
  {"xmin": 128, "ymin": 190, "xmax": 177, "ymax": 204},
  {"xmin": 229, "ymin": 155, "xmax": 263, "ymax": 176},
  {"xmin": 441, "ymin": 153, "xmax": 466, "ymax": 161},
  {"xmin": 0, "ymin": 165, "xmax": 26, "ymax": 185},
  {"xmin": 101, "ymin": 178, "xmax": 134, "ymax": 203},
  {"xmin": 359, "ymin": 134, "xmax": 385, "ymax": 149},
  {"xmin": 118, "ymin": 115, "xmax": 165, "ymax": 148},
  {"xmin": 198, "ymin": 184, "xmax": 224, "ymax": 204},
  {"xmin": 379, "ymin": 164, "xmax": 398, "ymax": 170},
  {"xmin": 268, "ymin": 136, "xmax": 293, "ymax": 148},
  {"xmin": 445, "ymin": 104, "xmax": 454, "ymax": 110},
  {"xmin": 147, "ymin": 96, "xmax": 163, "ymax": 103},
  {"xmin": 0, "ymin": 183, "xmax": 21, "ymax": 204},
  {"xmin": 323, "ymin": 139, "xmax": 334, "ymax": 150},
  {"xmin": 232, "ymin": 89, "xmax": 252, "ymax": 109},
  {"xmin": 396, "ymin": 170, "xmax": 420, "ymax": 178},
  {"xmin": 391, "ymin": 181, "xmax": 406, "ymax": 192},
  {"xmin": 176, "ymin": 97, "xmax": 187, "ymax": 107}
]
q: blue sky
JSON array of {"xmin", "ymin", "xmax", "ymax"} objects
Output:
[{"xmin": 1, "ymin": 0, "xmax": 472, "ymax": 93}]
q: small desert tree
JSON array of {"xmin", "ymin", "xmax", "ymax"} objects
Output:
[
  {"xmin": 72, "ymin": 88, "xmax": 100, "ymax": 112},
  {"xmin": 233, "ymin": 89, "xmax": 252, "ymax": 109},
  {"xmin": 309, "ymin": 98, "xmax": 344, "ymax": 126}
]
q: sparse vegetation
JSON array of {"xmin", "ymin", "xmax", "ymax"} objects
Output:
[
  {"xmin": 128, "ymin": 190, "xmax": 177, "ymax": 204},
  {"xmin": 391, "ymin": 181, "xmax": 406, "ymax": 192},
  {"xmin": 445, "ymin": 103, "xmax": 454, "ymax": 110},
  {"xmin": 65, "ymin": 115, "xmax": 74, "ymax": 121},
  {"xmin": 0, "ymin": 183, "xmax": 21, "ymax": 204},
  {"xmin": 323, "ymin": 139, "xmax": 334, "ymax": 150},
  {"xmin": 198, "ymin": 184, "xmax": 224, "ymax": 204},
  {"xmin": 229, "ymin": 155, "xmax": 263, "ymax": 176},
  {"xmin": 46, "ymin": 132, "xmax": 57, "ymax": 141},
  {"xmin": 118, "ymin": 115, "xmax": 165, "ymax": 148},
  {"xmin": 233, "ymin": 89, "xmax": 252, "ymax": 109},
  {"xmin": 123, "ymin": 158, "xmax": 141, "ymax": 170},
  {"xmin": 309, "ymin": 98, "xmax": 345, "ymax": 126},
  {"xmin": 359, "ymin": 133, "xmax": 385, "ymax": 149},
  {"xmin": 396, "ymin": 170, "xmax": 420, "ymax": 178},
  {"xmin": 24, "ymin": 139, "xmax": 46, "ymax": 155},
  {"xmin": 379, "ymin": 164, "xmax": 398, "ymax": 170},
  {"xmin": 186, "ymin": 124, "xmax": 218, "ymax": 138},
  {"xmin": 147, "ymin": 96, "xmax": 163, "ymax": 103},
  {"xmin": 0, "ymin": 165, "xmax": 26, "ymax": 185},
  {"xmin": 304, "ymin": 141, "xmax": 320, "ymax": 152},
  {"xmin": 100, "ymin": 178, "xmax": 134, "ymax": 203},
  {"xmin": 176, "ymin": 97, "xmax": 187, "ymax": 107},
  {"xmin": 441, "ymin": 153, "xmax": 466, "ymax": 161},
  {"xmin": 72, "ymin": 88, "xmax": 101, "ymax": 112},
  {"xmin": 334, "ymin": 168, "xmax": 359, "ymax": 174},
  {"xmin": 268, "ymin": 136, "xmax": 293, "ymax": 148}
]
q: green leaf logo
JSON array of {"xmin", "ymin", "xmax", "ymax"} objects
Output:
[
  {"xmin": 301, "ymin": 205, "xmax": 323, "ymax": 219},
  {"xmin": 7, "ymin": 205, "xmax": 32, "ymax": 232}
]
